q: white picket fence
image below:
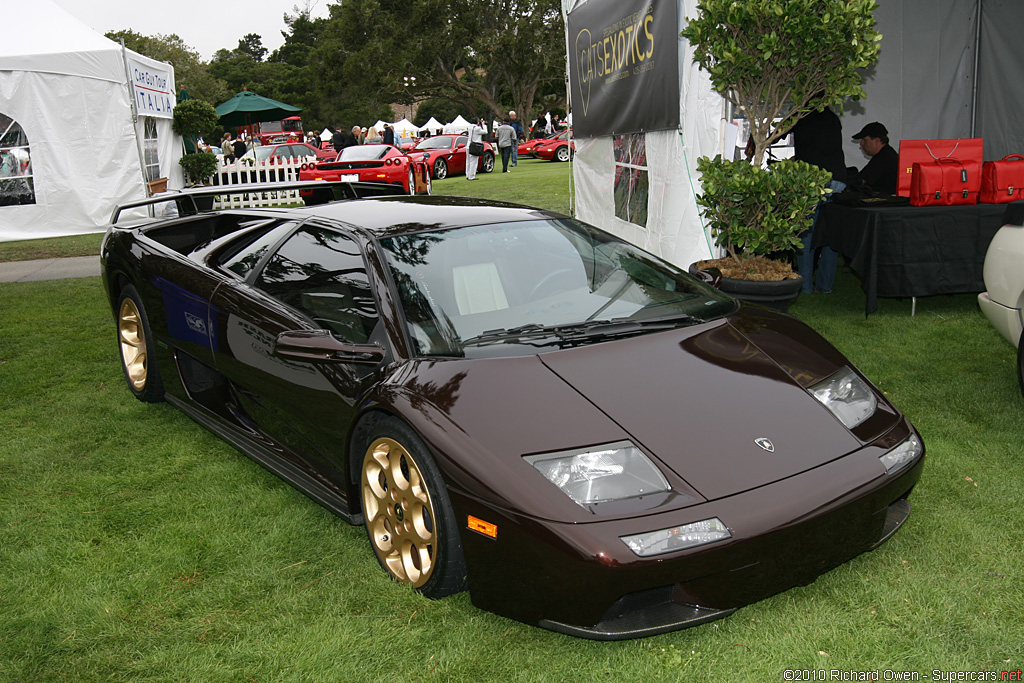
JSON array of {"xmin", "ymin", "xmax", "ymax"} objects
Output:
[{"xmin": 212, "ymin": 157, "xmax": 308, "ymax": 209}]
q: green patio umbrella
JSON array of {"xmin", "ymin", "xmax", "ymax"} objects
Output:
[{"xmin": 215, "ymin": 90, "xmax": 302, "ymax": 128}]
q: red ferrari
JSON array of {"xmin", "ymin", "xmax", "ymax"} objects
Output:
[
  {"xmin": 532, "ymin": 130, "xmax": 574, "ymax": 162},
  {"xmin": 518, "ymin": 135, "xmax": 555, "ymax": 157},
  {"xmin": 411, "ymin": 134, "xmax": 495, "ymax": 179},
  {"xmin": 298, "ymin": 144, "xmax": 431, "ymax": 195}
]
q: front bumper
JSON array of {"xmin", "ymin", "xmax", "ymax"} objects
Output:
[
  {"xmin": 452, "ymin": 429, "xmax": 924, "ymax": 640},
  {"xmin": 977, "ymin": 292, "xmax": 1022, "ymax": 349}
]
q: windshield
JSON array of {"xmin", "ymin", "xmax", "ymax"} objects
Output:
[
  {"xmin": 414, "ymin": 137, "xmax": 454, "ymax": 151},
  {"xmin": 339, "ymin": 145, "xmax": 390, "ymax": 161},
  {"xmin": 379, "ymin": 219, "xmax": 736, "ymax": 358}
]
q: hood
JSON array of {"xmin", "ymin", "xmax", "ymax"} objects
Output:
[
  {"xmin": 537, "ymin": 316, "xmax": 865, "ymax": 500},
  {"xmin": 386, "ymin": 311, "xmax": 884, "ymax": 521}
]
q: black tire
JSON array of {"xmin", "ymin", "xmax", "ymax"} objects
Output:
[
  {"xmin": 555, "ymin": 145, "xmax": 570, "ymax": 162},
  {"xmin": 359, "ymin": 416, "xmax": 467, "ymax": 598},
  {"xmin": 421, "ymin": 167, "xmax": 432, "ymax": 195},
  {"xmin": 407, "ymin": 167, "xmax": 416, "ymax": 195},
  {"xmin": 480, "ymin": 152, "xmax": 495, "ymax": 173},
  {"xmin": 433, "ymin": 158, "xmax": 448, "ymax": 180},
  {"xmin": 116, "ymin": 284, "xmax": 164, "ymax": 403},
  {"xmin": 1017, "ymin": 330, "xmax": 1024, "ymax": 397}
]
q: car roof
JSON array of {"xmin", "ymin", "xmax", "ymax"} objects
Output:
[{"xmin": 296, "ymin": 195, "xmax": 564, "ymax": 236}]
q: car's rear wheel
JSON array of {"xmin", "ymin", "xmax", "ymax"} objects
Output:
[
  {"xmin": 555, "ymin": 145, "xmax": 571, "ymax": 162},
  {"xmin": 433, "ymin": 158, "xmax": 448, "ymax": 180},
  {"xmin": 481, "ymin": 152, "xmax": 495, "ymax": 173},
  {"xmin": 116, "ymin": 285, "xmax": 164, "ymax": 403},
  {"xmin": 360, "ymin": 417, "xmax": 466, "ymax": 599}
]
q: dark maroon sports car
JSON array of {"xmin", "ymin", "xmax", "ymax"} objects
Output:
[{"xmin": 100, "ymin": 187, "xmax": 924, "ymax": 639}]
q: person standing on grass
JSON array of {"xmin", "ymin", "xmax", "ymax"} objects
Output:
[
  {"xmin": 509, "ymin": 111, "xmax": 523, "ymax": 167},
  {"xmin": 466, "ymin": 118, "xmax": 485, "ymax": 181},
  {"xmin": 495, "ymin": 118, "xmax": 516, "ymax": 173}
]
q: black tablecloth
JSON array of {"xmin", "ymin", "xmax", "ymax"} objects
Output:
[{"xmin": 813, "ymin": 202, "xmax": 1019, "ymax": 315}]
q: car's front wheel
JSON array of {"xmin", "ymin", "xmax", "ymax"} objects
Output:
[
  {"xmin": 555, "ymin": 145, "xmax": 571, "ymax": 162},
  {"xmin": 407, "ymin": 167, "xmax": 416, "ymax": 195},
  {"xmin": 480, "ymin": 152, "xmax": 495, "ymax": 173},
  {"xmin": 1017, "ymin": 330, "xmax": 1024, "ymax": 396},
  {"xmin": 116, "ymin": 285, "xmax": 164, "ymax": 403},
  {"xmin": 433, "ymin": 158, "xmax": 448, "ymax": 180},
  {"xmin": 359, "ymin": 417, "xmax": 466, "ymax": 599}
]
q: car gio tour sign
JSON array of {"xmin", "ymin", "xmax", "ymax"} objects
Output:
[
  {"xmin": 567, "ymin": 0, "xmax": 680, "ymax": 138},
  {"xmin": 128, "ymin": 57, "xmax": 174, "ymax": 119}
]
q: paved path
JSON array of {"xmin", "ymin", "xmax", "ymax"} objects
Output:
[{"xmin": 0, "ymin": 256, "xmax": 100, "ymax": 283}]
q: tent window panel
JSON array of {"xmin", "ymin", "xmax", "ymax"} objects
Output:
[
  {"xmin": 0, "ymin": 113, "xmax": 35, "ymax": 206},
  {"xmin": 613, "ymin": 134, "xmax": 648, "ymax": 228},
  {"xmin": 143, "ymin": 118, "xmax": 161, "ymax": 182}
]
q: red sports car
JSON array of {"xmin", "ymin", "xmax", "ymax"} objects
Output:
[
  {"xmin": 518, "ymin": 134, "xmax": 556, "ymax": 157},
  {"xmin": 298, "ymin": 144, "xmax": 431, "ymax": 195},
  {"xmin": 411, "ymin": 134, "xmax": 495, "ymax": 179},
  {"xmin": 533, "ymin": 130, "xmax": 574, "ymax": 162},
  {"xmin": 242, "ymin": 142, "xmax": 335, "ymax": 164}
]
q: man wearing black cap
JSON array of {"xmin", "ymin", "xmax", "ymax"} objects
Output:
[{"xmin": 851, "ymin": 122, "xmax": 898, "ymax": 195}]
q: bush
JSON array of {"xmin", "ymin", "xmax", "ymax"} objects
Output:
[
  {"xmin": 695, "ymin": 156, "xmax": 832, "ymax": 260},
  {"xmin": 179, "ymin": 152, "xmax": 219, "ymax": 186}
]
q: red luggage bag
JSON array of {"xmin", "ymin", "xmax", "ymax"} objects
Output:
[
  {"xmin": 979, "ymin": 154, "xmax": 1024, "ymax": 204},
  {"xmin": 910, "ymin": 158, "xmax": 981, "ymax": 206}
]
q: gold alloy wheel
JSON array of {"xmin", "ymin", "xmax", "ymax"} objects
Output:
[
  {"xmin": 118, "ymin": 297, "xmax": 148, "ymax": 391},
  {"xmin": 361, "ymin": 437, "xmax": 437, "ymax": 588}
]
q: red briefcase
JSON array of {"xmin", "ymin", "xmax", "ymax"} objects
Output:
[
  {"xmin": 979, "ymin": 154, "xmax": 1024, "ymax": 204},
  {"xmin": 910, "ymin": 157, "xmax": 981, "ymax": 206}
]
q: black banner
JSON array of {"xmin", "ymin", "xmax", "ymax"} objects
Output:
[{"xmin": 567, "ymin": 0, "xmax": 680, "ymax": 138}]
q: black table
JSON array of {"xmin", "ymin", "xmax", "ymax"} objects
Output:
[{"xmin": 813, "ymin": 201, "xmax": 1018, "ymax": 315}]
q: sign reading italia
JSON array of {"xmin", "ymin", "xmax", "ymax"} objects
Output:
[
  {"xmin": 567, "ymin": 0, "xmax": 680, "ymax": 138},
  {"xmin": 127, "ymin": 57, "xmax": 174, "ymax": 119}
]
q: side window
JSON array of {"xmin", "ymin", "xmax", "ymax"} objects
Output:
[
  {"xmin": 143, "ymin": 118, "xmax": 160, "ymax": 182},
  {"xmin": 219, "ymin": 221, "xmax": 299, "ymax": 280},
  {"xmin": 255, "ymin": 224, "xmax": 379, "ymax": 343},
  {"xmin": 0, "ymin": 113, "xmax": 35, "ymax": 206}
]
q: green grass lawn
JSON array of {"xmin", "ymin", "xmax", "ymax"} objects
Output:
[{"xmin": 1, "ymin": 160, "xmax": 1022, "ymax": 681}]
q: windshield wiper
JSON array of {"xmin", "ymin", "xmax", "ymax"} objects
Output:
[{"xmin": 461, "ymin": 315, "xmax": 699, "ymax": 347}]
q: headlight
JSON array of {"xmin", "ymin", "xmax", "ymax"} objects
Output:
[
  {"xmin": 621, "ymin": 518, "xmax": 732, "ymax": 557},
  {"xmin": 524, "ymin": 441, "xmax": 669, "ymax": 507},
  {"xmin": 880, "ymin": 432, "xmax": 923, "ymax": 473},
  {"xmin": 810, "ymin": 366, "xmax": 878, "ymax": 429}
]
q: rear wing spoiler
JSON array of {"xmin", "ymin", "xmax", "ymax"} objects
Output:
[{"xmin": 109, "ymin": 180, "xmax": 406, "ymax": 225}]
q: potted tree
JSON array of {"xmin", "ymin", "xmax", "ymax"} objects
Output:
[
  {"xmin": 172, "ymin": 99, "xmax": 221, "ymax": 188},
  {"xmin": 680, "ymin": 0, "xmax": 881, "ymax": 307}
]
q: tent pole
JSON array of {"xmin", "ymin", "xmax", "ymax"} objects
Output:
[
  {"xmin": 121, "ymin": 40, "xmax": 151, "ymax": 199},
  {"xmin": 970, "ymin": 0, "xmax": 982, "ymax": 136},
  {"xmin": 561, "ymin": 0, "xmax": 575, "ymax": 217}
]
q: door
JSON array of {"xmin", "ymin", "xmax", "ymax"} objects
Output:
[{"xmin": 210, "ymin": 221, "xmax": 384, "ymax": 482}]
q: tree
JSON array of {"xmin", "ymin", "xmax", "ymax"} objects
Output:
[
  {"xmin": 237, "ymin": 33, "xmax": 268, "ymax": 62},
  {"xmin": 680, "ymin": 0, "xmax": 880, "ymax": 166},
  {"xmin": 317, "ymin": 0, "xmax": 565, "ymax": 124},
  {"xmin": 680, "ymin": 0, "xmax": 882, "ymax": 272}
]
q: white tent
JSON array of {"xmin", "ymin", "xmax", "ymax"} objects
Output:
[
  {"xmin": 0, "ymin": 0, "xmax": 182, "ymax": 241},
  {"xmin": 319, "ymin": 128, "xmax": 332, "ymax": 142},
  {"xmin": 391, "ymin": 118, "xmax": 419, "ymax": 138},
  {"xmin": 447, "ymin": 115, "xmax": 473, "ymax": 135},
  {"xmin": 418, "ymin": 117, "xmax": 444, "ymax": 134}
]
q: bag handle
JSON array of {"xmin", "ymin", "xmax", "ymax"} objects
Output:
[
  {"xmin": 926, "ymin": 141, "xmax": 960, "ymax": 161},
  {"xmin": 1003, "ymin": 154, "xmax": 1024, "ymax": 161}
]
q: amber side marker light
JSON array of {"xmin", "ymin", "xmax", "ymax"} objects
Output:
[{"xmin": 468, "ymin": 516, "xmax": 497, "ymax": 539}]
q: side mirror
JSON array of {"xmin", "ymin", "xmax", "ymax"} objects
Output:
[{"xmin": 274, "ymin": 330, "xmax": 385, "ymax": 365}]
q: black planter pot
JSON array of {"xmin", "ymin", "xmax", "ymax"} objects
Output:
[{"xmin": 689, "ymin": 264, "xmax": 803, "ymax": 313}]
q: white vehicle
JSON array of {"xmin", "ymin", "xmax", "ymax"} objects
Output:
[{"xmin": 978, "ymin": 204, "xmax": 1024, "ymax": 394}]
